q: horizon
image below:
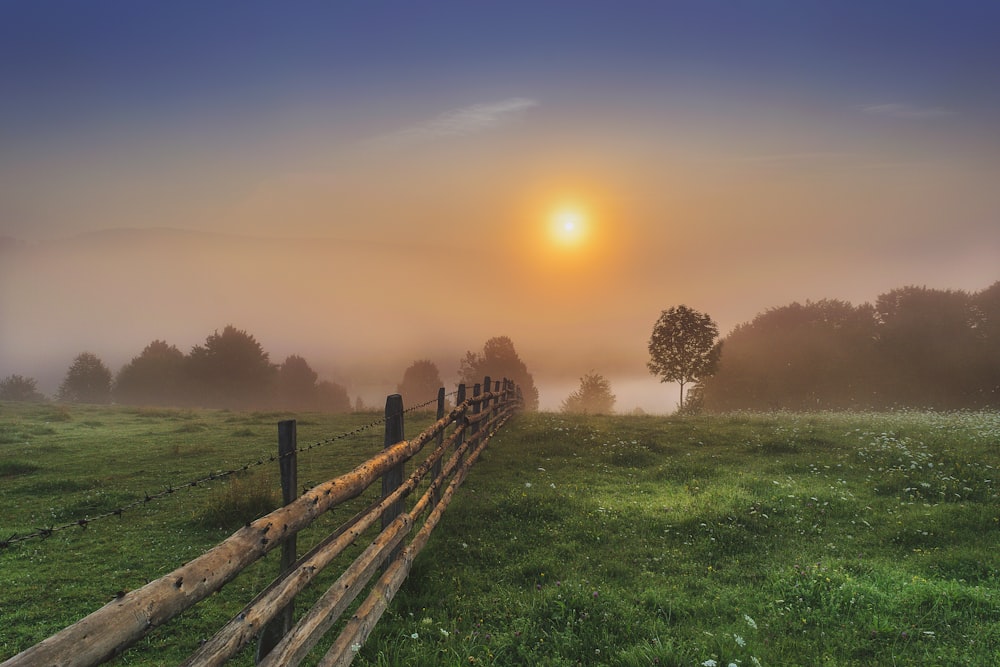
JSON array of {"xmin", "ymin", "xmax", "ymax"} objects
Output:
[{"xmin": 2, "ymin": 2, "xmax": 999, "ymax": 413}]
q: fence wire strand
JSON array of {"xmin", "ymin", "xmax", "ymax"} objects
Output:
[{"xmin": 1, "ymin": 390, "xmax": 464, "ymax": 550}]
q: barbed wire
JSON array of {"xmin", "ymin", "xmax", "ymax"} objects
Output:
[{"xmin": 0, "ymin": 389, "xmax": 471, "ymax": 550}]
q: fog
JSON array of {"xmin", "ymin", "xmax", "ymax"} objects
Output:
[
  {"xmin": 2, "ymin": 225, "xmax": 997, "ymax": 413},
  {"xmin": 3, "ymin": 5, "xmax": 1000, "ymax": 412},
  {"xmin": 0, "ymin": 229, "xmax": 670, "ymax": 411}
]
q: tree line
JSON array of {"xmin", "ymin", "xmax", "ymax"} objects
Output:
[
  {"xmin": 646, "ymin": 281, "xmax": 1000, "ymax": 412},
  {"xmin": 11, "ymin": 280, "xmax": 993, "ymax": 415},
  {"xmin": 27, "ymin": 326, "xmax": 354, "ymax": 411},
  {"xmin": 698, "ymin": 282, "xmax": 1000, "ymax": 411},
  {"xmin": 0, "ymin": 328, "xmax": 544, "ymax": 413}
]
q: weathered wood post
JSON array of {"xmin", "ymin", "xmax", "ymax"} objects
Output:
[
  {"xmin": 471, "ymin": 383, "xmax": 482, "ymax": 448},
  {"xmin": 381, "ymin": 394, "xmax": 405, "ymax": 544},
  {"xmin": 256, "ymin": 419, "xmax": 298, "ymax": 662},
  {"xmin": 455, "ymin": 383, "xmax": 467, "ymax": 461},
  {"xmin": 492, "ymin": 379, "xmax": 501, "ymax": 421},
  {"xmin": 432, "ymin": 387, "xmax": 445, "ymax": 506},
  {"xmin": 277, "ymin": 419, "xmax": 298, "ymax": 578},
  {"xmin": 482, "ymin": 376, "xmax": 492, "ymax": 429}
]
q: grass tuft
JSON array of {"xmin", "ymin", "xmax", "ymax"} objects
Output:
[
  {"xmin": 0, "ymin": 461, "xmax": 40, "ymax": 477},
  {"xmin": 192, "ymin": 470, "xmax": 280, "ymax": 530}
]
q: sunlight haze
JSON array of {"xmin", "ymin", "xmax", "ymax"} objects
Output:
[{"xmin": 2, "ymin": 1, "xmax": 999, "ymax": 412}]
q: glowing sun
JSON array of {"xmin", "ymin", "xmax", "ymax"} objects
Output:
[{"xmin": 550, "ymin": 207, "xmax": 588, "ymax": 247}]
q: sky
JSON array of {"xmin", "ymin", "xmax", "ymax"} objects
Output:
[{"xmin": 2, "ymin": 1, "xmax": 999, "ymax": 412}]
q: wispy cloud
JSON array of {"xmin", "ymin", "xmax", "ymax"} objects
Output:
[
  {"xmin": 858, "ymin": 103, "xmax": 957, "ymax": 120},
  {"xmin": 368, "ymin": 97, "xmax": 539, "ymax": 149},
  {"xmin": 718, "ymin": 151, "xmax": 858, "ymax": 164}
]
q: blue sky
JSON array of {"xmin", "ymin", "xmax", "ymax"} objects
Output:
[{"xmin": 2, "ymin": 1, "xmax": 999, "ymax": 410}]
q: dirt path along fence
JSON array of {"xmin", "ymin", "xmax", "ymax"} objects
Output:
[{"xmin": 1, "ymin": 377, "xmax": 522, "ymax": 667}]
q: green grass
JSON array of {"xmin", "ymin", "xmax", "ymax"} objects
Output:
[
  {"xmin": 1, "ymin": 404, "xmax": 998, "ymax": 665},
  {"xmin": 357, "ymin": 411, "xmax": 1000, "ymax": 667}
]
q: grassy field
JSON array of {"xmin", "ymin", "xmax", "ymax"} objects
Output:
[{"xmin": 1, "ymin": 403, "xmax": 999, "ymax": 666}]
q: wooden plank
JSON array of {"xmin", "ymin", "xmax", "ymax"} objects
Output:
[
  {"xmin": 1, "ymin": 437, "xmax": 426, "ymax": 667},
  {"xmin": 2, "ymin": 389, "xmax": 518, "ymax": 667},
  {"xmin": 181, "ymin": 420, "xmax": 471, "ymax": 667},
  {"xmin": 318, "ymin": 410, "xmax": 512, "ymax": 667}
]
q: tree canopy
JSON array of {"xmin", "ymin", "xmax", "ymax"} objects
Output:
[
  {"xmin": 700, "ymin": 283, "xmax": 1000, "ymax": 411},
  {"xmin": 561, "ymin": 372, "xmax": 616, "ymax": 415},
  {"xmin": 276, "ymin": 355, "xmax": 319, "ymax": 410},
  {"xmin": 459, "ymin": 336, "xmax": 539, "ymax": 410},
  {"xmin": 699, "ymin": 300, "xmax": 878, "ymax": 411},
  {"xmin": 58, "ymin": 352, "xmax": 112, "ymax": 404},
  {"xmin": 0, "ymin": 375, "xmax": 45, "ymax": 402},
  {"xmin": 187, "ymin": 326, "xmax": 276, "ymax": 409},
  {"xmin": 114, "ymin": 340, "xmax": 186, "ymax": 406},
  {"xmin": 647, "ymin": 305, "xmax": 721, "ymax": 410},
  {"xmin": 396, "ymin": 359, "xmax": 445, "ymax": 410},
  {"xmin": 315, "ymin": 380, "xmax": 352, "ymax": 413}
]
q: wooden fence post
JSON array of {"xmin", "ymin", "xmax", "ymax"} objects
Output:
[
  {"xmin": 455, "ymin": 383, "xmax": 467, "ymax": 461},
  {"xmin": 482, "ymin": 376, "xmax": 492, "ymax": 425},
  {"xmin": 381, "ymin": 394, "xmax": 405, "ymax": 537},
  {"xmin": 471, "ymin": 383, "xmax": 482, "ymax": 447},
  {"xmin": 432, "ymin": 387, "xmax": 445, "ymax": 506},
  {"xmin": 256, "ymin": 420, "xmax": 298, "ymax": 662}
]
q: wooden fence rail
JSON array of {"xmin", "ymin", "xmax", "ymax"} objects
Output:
[{"xmin": 2, "ymin": 378, "xmax": 522, "ymax": 667}]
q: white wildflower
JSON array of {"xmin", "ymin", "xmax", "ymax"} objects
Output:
[
  {"xmin": 734, "ymin": 634, "xmax": 746, "ymax": 647},
  {"xmin": 410, "ymin": 632, "xmax": 419, "ymax": 639},
  {"xmin": 350, "ymin": 642, "xmax": 361, "ymax": 653},
  {"xmin": 743, "ymin": 613, "xmax": 758, "ymax": 629},
  {"xmin": 702, "ymin": 660, "xmax": 718, "ymax": 667}
]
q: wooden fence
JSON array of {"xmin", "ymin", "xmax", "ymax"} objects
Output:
[{"xmin": 2, "ymin": 377, "xmax": 521, "ymax": 667}]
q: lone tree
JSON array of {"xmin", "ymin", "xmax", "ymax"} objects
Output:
[
  {"xmin": 459, "ymin": 336, "xmax": 539, "ymax": 410},
  {"xmin": 647, "ymin": 305, "xmax": 721, "ymax": 411},
  {"xmin": 397, "ymin": 359, "xmax": 445, "ymax": 409},
  {"xmin": 58, "ymin": 352, "xmax": 113, "ymax": 404},
  {"xmin": 561, "ymin": 372, "xmax": 616, "ymax": 415}
]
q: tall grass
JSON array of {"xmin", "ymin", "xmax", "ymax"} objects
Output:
[{"xmin": 192, "ymin": 468, "xmax": 280, "ymax": 530}]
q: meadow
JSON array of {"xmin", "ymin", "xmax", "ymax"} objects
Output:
[{"xmin": 1, "ymin": 402, "xmax": 998, "ymax": 666}]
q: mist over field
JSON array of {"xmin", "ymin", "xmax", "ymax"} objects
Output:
[
  {"xmin": 2, "ymin": 227, "xmax": 997, "ymax": 413},
  {"xmin": 0, "ymin": 228, "xmax": 675, "ymax": 411},
  {"xmin": 2, "ymin": 3, "xmax": 1000, "ymax": 412}
]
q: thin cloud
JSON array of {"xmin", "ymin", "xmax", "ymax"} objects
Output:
[
  {"xmin": 859, "ymin": 103, "xmax": 957, "ymax": 120},
  {"xmin": 719, "ymin": 152, "xmax": 858, "ymax": 164},
  {"xmin": 368, "ymin": 97, "xmax": 539, "ymax": 149}
]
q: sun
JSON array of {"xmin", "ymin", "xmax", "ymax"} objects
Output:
[{"xmin": 549, "ymin": 207, "xmax": 588, "ymax": 248}]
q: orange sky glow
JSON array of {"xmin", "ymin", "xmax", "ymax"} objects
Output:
[{"xmin": 2, "ymin": 3, "xmax": 999, "ymax": 412}]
